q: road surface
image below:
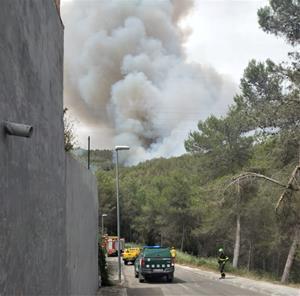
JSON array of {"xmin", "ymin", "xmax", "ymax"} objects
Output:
[
  {"xmin": 123, "ymin": 261, "xmax": 265, "ymax": 296},
  {"xmin": 99, "ymin": 258, "xmax": 300, "ymax": 296}
]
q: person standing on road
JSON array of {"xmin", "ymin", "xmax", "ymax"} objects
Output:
[
  {"xmin": 170, "ymin": 247, "xmax": 176, "ymax": 264},
  {"xmin": 170, "ymin": 247, "xmax": 176, "ymax": 261},
  {"xmin": 218, "ymin": 248, "xmax": 229, "ymax": 279}
]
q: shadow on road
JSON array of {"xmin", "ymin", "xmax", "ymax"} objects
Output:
[
  {"xmin": 220, "ymin": 276, "xmax": 235, "ymax": 280},
  {"xmin": 141, "ymin": 277, "xmax": 186, "ymax": 284},
  {"xmin": 126, "ymin": 287, "xmax": 163, "ymax": 296}
]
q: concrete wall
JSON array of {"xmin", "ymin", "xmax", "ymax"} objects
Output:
[
  {"xmin": 0, "ymin": 1, "xmax": 98, "ymax": 295},
  {"xmin": 66, "ymin": 155, "xmax": 99, "ymax": 295},
  {"xmin": 0, "ymin": 1, "xmax": 66, "ymax": 294}
]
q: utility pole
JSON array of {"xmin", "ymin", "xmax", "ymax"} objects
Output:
[
  {"xmin": 88, "ymin": 136, "xmax": 90, "ymax": 170},
  {"xmin": 115, "ymin": 145, "xmax": 130, "ymax": 282},
  {"xmin": 101, "ymin": 213, "xmax": 107, "ymax": 237}
]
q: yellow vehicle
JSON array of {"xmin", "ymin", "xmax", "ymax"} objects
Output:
[{"xmin": 123, "ymin": 247, "xmax": 141, "ymax": 265}]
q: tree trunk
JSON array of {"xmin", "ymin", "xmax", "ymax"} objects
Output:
[
  {"xmin": 233, "ymin": 213, "xmax": 241, "ymax": 268},
  {"xmin": 281, "ymin": 227, "xmax": 300, "ymax": 283},
  {"xmin": 272, "ymin": 254, "xmax": 276, "ymax": 274},
  {"xmin": 277, "ymin": 253, "xmax": 280, "ymax": 277},
  {"xmin": 180, "ymin": 224, "xmax": 185, "ymax": 251},
  {"xmin": 197, "ymin": 242, "xmax": 202, "ymax": 256},
  {"xmin": 247, "ymin": 240, "xmax": 252, "ymax": 271}
]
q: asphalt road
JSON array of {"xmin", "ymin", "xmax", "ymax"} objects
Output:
[
  {"xmin": 122, "ymin": 261, "xmax": 267, "ymax": 296},
  {"xmin": 99, "ymin": 258, "xmax": 299, "ymax": 296}
]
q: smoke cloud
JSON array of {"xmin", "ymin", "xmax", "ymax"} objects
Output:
[{"xmin": 62, "ymin": 0, "xmax": 236, "ymax": 164}]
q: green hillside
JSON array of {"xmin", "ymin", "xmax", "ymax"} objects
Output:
[
  {"xmin": 72, "ymin": 148, "xmax": 113, "ymax": 172},
  {"xmin": 93, "ymin": 0, "xmax": 300, "ymax": 284}
]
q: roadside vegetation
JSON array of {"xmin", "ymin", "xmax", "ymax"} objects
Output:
[
  {"xmin": 176, "ymin": 251, "xmax": 281, "ymax": 283},
  {"xmin": 98, "ymin": 245, "xmax": 110, "ymax": 286},
  {"xmin": 80, "ymin": 0, "xmax": 300, "ymax": 285},
  {"xmin": 63, "ymin": 108, "xmax": 77, "ymax": 152}
]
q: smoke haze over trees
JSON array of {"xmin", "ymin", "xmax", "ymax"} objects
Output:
[{"xmin": 62, "ymin": 0, "xmax": 236, "ymax": 164}]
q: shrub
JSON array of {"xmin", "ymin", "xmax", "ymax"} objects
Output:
[{"xmin": 98, "ymin": 245, "xmax": 109, "ymax": 286}]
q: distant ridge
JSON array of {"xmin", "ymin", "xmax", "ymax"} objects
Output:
[{"xmin": 72, "ymin": 148, "xmax": 114, "ymax": 172}]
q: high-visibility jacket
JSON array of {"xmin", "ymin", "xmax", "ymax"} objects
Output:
[
  {"xmin": 171, "ymin": 249, "xmax": 176, "ymax": 258},
  {"xmin": 218, "ymin": 253, "xmax": 229, "ymax": 264}
]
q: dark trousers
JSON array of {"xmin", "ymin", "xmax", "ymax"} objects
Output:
[{"xmin": 219, "ymin": 262, "xmax": 226, "ymax": 274}]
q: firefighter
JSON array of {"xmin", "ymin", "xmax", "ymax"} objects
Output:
[
  {"xmin": 218, "ymin": 248, "xmax": 229, "ymax": 279},
  {"xmin": 170, "ymin": 247, "xmax": 176, "ymax": 259}
]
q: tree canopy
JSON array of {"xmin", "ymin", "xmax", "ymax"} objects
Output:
[
  {"xmin": 93, "ymin": 0, "xmax": 300, "ymax": 284},
  {"xmin": 258, "ymin": 0, "xmax": 300, "ymax": 46}
]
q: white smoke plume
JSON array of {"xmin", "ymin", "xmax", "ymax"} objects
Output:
[{"xmin": 62, "ymin": 0, "xmax": 236, "ymax": 165}]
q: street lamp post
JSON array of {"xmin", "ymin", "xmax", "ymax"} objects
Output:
[
  {"xmin": 115, "ymin": 145, "xmax": 130, "ymax": 282},
  {"xmin": 101, "ymin": 213, "xmax": 107, "ymax": 237}
]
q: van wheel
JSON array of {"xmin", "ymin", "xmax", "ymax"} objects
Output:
[{"xmin": 167, "ymin": 274, "xmax": 174, "ymax": 283}]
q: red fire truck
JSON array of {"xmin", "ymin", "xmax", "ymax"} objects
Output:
[{"xmin": 102, "ymin": 235, "xmax": 125, "ymax": 256}]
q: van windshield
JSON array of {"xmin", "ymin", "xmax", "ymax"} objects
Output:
[{"xmin": 143, "ymin": 248, "xmax": 171, "ymax": 257}]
